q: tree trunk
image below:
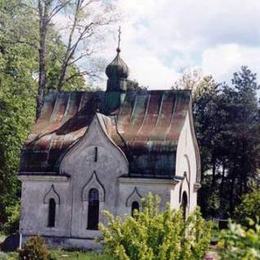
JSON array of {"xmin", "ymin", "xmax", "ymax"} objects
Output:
[
  {"xmin": 57, "ymin": 60, "xmax": 68, "ymax": 91},
  {"xmin": 57, "ymin": 0, "xmax": 81, "ymax": 91},
  {"xmin": 211, "ymin": 156, "xmax": 216, "ymax": 187},
  {"xmin": 36, "ymin": 0, "xmax": 50, "ymax": 119},
  {"xmin": 220, "ymin": 162, "xmax": 225, "ymax": 196},
  {"xmin": 229, "ymin": 169, "xmax": 236, "ymax": 216}
]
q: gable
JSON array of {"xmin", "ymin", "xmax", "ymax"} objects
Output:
[{"xmin": 59, "ymin": 113, "xmax": 128, "ymax": 176}]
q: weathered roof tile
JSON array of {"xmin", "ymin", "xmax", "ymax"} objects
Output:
[{"xmin": 20, "ymin": 90, "xmax": 191, "ymax": 175}]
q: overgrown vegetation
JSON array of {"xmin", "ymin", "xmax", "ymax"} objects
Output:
[
  {"xmin": 234, "ymin": 185, "xmax": 260, "ymax": 226},
  {"xmin": 19, "ymin": 235, "xmax": 50, "ymax": 260},
  {"xmin": 213, "ymin": 186, "xmax": 260, "ymax": 259},
  {"xmin": 218, "ymin": 220, "xmax": 260, "ymax": 260},
  {"xmin": 100, "ymin": 193, "xmax": 212, "ymax": 260},
  {"xmin": 2, "ymin": 202, "xmax": 20, "ymax": 235},
  {"xmin": 6, "ymin": 248, "xmax": 113, "ymax": 260}
]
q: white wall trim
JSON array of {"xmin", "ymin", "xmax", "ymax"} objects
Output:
[
  {"xmin": 119, "ymin": 177, "xmax": 179, "ymax": 185},
  {"xmin": 18, "ymin": 175, "xmax": 69, "ymax": 182}
]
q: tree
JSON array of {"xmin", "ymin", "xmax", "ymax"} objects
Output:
[
  {"xmin": 0, "ymin": 0, "xmax": 37, "ymax": 225},
  {"xmin": 34, "ymin": 0, "xmax": 117, "ymax": 117},
  {"xmin": 172, "ymin": 68, "xmax": 202, "ymax": 91},
  {"xmin": 193, "ymin": 66, "xmax": 260, "ymax": 218},
  {"xmin": 193, "ymin": 76, "xmax": 226, "ymax": 217},
  {"xmin": 0, "ymin": 0, "xmax": 83, "ymax": 228},
  {"xmin": 222, "ymin": 67, "xmax": 259, "ymax": 213}
]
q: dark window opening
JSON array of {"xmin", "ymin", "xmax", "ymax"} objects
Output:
[
  {"xmin": 48, "ymin": 198, "xmax": 56, "ymax": 227},
  {"xmin": 131, "ymin": 201, "xmax": 140, "ymax": 216},
  {"xmin": 181, "ymin": 192, "xmax": 188, "ymax": 220},
  {"xmin": 179, "ymin": 184, "xmax": 183, "ymax": 203},
  {"xmin": 87, "ymin": 188, "xmax": 99, "ymax": 230},
  {"xmin": 94, "ymin": 147, "xmax": 98, "ymax": 162}
]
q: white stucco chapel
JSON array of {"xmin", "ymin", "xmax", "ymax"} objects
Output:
[{"xmin": 18, "ymin": 46, "xmax": 201, "ymax": 249}]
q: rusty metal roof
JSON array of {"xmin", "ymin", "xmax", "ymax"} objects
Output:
[{"xmin": 20, "ymin": 89, "xmax": 191, "ymax": 176}]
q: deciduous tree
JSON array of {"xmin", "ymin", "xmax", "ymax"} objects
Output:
[
  {"xmin": 193, "ymin": 66, "xmax": 259, "ymax": 218},
  {"xmin": 34, "ymin": 0, "xmax": 117, "ymax": 117}
]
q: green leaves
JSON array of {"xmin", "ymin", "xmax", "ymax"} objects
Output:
[
  {"xmin": 0, "ymin": 0, "xmax": 38, "ymax": 227},
  {"xmin": 219, "ymin": 219, "xmax": 260, "ymax": 260},
  {"xmin": 0, "ymin": 0, "xmax": 87, "ymax": 228},
  {"xmin": 234, "ymin": 186, "xmax": 260, "ymax": 227},
  {"xmin": 100, "ymin": 193, "xmax": 212, "ymax": 260},
  {"xmin": 194, "ymin": 67, "xmax": 259, "ymax": 218}
]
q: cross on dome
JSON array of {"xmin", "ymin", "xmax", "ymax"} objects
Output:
[{"xmin": 105, "ymin": 26, "xmax": 129, "ymax": 81}]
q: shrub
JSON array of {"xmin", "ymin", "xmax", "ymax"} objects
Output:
[
  {"xmin": 100, "ymin": 193, "xmax": 212, "ymax": 260},
  {"xmin": 234, "ymin": 186, "xmax": 260, "ymax": 226},
  {"xmin": 218, "ymin": 219, "xmax": 260, "ymax": 260},
  {"xmin": 0, "ymin": 251, "xmax": 8, "ymax": 260},
  {"xmin": 19, "ymin": 235, "xmax": 50, "ymax": 260},
  {"xmin": 2, "ymin": 202, "xmax": 20, "ymax": 235}
]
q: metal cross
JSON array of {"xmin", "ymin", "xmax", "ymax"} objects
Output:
[{"xmin": 117, "ymin": 26, "xmax": 121, "ymax": 51}]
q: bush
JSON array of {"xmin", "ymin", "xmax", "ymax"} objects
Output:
[
  {"xmin": 234, "ymin": 186, "xmax": 260, "ymax": 226},
  {"xmin": 2, "ymin": 202, "xmax": 20, "ymax": 235},
  {"xmin": 218, "ymin": 219, "xmax": 260, "ymax": 260},
  {"xmin": 19, "ymin": 235, "xmax": 50, "ymax": 260},
  {"xmin": 0, "ymin": 251, "xmax": 8, "ymax": 260},
  {"xmin": 100, "ymin": 193, "xmax": 212, "ymax": 260}
]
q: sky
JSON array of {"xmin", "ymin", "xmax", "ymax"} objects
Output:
[
  {"xmin": 54, "ymin": 0, "xmax": 260, "ymax": 90},
  {"xmin": 100, "ymin": 0, "xmax": 260, "ymax": 90}
]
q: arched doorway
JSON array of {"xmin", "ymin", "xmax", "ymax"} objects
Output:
[
  {"xmin": 131, "ymin": 201, "xmax": 140, "ymax": 216},
  {"xmin": 181, "ymin": 192, "xmax": 188, "ymax": 220},
  {"xmin": 48, "ymin": 198, "xmax": 56, "ymax": 227},
  {"xmin": 87, "ymin": 188, "xmax": 99, "ymax": 230}
]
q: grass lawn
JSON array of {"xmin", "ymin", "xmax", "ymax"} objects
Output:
[
  {"xmin": 0, "ymin": 233, "xmax": 112, "ymax": 259},
  {"xmin": 49, "ymin": 249, "xmax": 113, "ymax": 260},
  {"xmin": 5, "ymin": 249, "xmax": 113, "ymax": 260},
  {"xmin": 0, "ymin": 234, "xmax": 112, "ymax": 260}
]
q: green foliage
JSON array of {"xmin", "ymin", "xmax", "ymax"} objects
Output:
[
  {"xmin": 0, "ymin": 251, "xmax": 8, "ymax": 260},
  {"xmin": 0, "ymin": 0, "xmax": 87, "ymax": 227},
  {"xmin": 2, "ymin": 201, "xmax": 20, "ymax": 234},
  {"xmin": 19, "ymin": 236, "xmax": 50, "ymax": 260},
  {"xmin": 45, "ymin": 31, "xmax": 86, "ymax": 92},
  {"xmin": 7, "ymin": 249, "xmax": 114, "ymax": 260},
  {"xmin": 218, "ymin": 220, "xmax": 260, "ymax": 260},
  {"xmin": 100, "ymin": 193, "xmax": 212, "ymax": 260},
  {"xmin": 194, "ymin": 67, "xmax": 259, "ymax": 218},
  {"xmin": 234, "ymin": 186, "xmax": 260, "ymax": 226},
  {"xmin": 0, "ymin": 0, "xmax": 37, "ymax": 225}
]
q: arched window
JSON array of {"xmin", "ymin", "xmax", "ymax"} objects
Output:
[
  {"xmin": 87, "ymin": 188, "xmax": 99, "ymax": 230},
  {"xmin": 131, "ymin": 201, "xmax": 139, "ymax": 216},
  {"xmin": 48, "ymin": 198, "xmax": 56, "ymax": 227},
  {"xmin": 181, "ymin": 192, "xmax": 188, "ymax": 220}
]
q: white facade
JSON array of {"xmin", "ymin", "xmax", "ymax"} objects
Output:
[{"xmin": 18, "ymin": 110, "xmax": 200, "ymax": 249}]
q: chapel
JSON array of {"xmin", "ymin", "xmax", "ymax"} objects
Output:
[{"xmin": 18, "ymin": 42, "xmax": 201, "ymax": 249}]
